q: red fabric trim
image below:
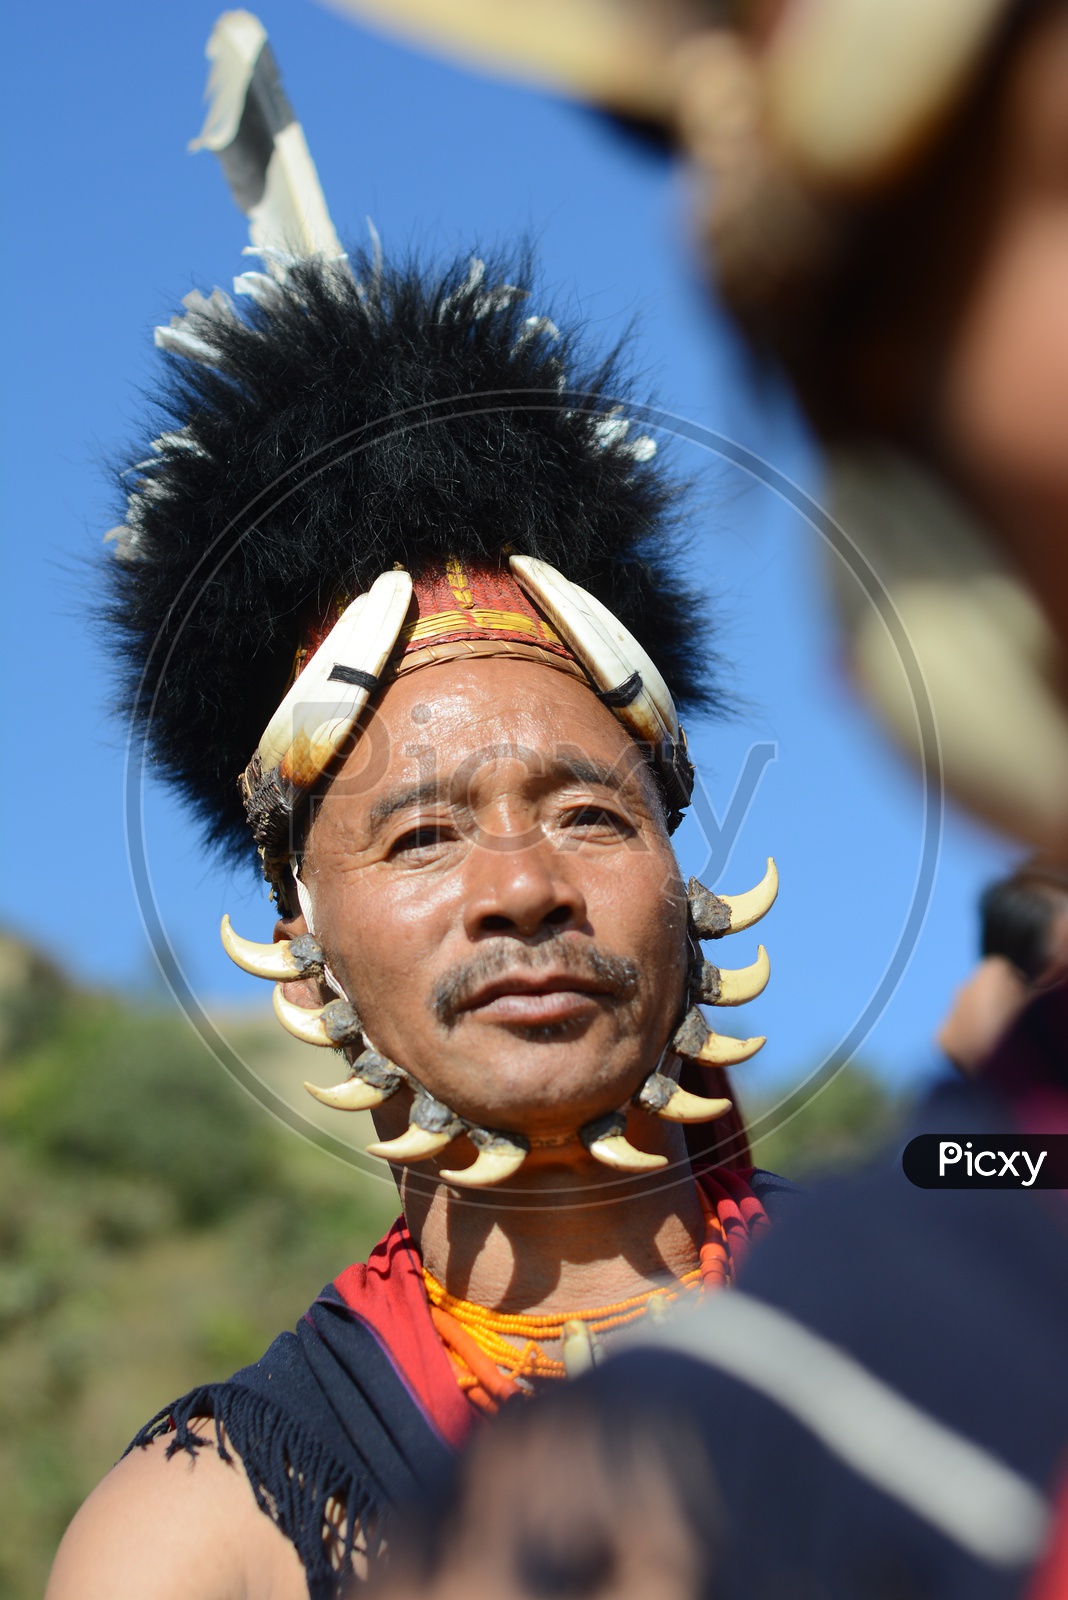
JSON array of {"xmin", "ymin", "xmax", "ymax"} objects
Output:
[
  {"xmin": 696, "ymin": 1165, "xmax": 771, "ymax": 1276},
  {"xmin": 294, "ymin": 561, "xmax": 573, "ymax": 679},
  {"xmin": 332, "ymin": 1217, "xmax": 475, "ymax": 1451},
  {"xmin": 1026, "ymin": 1462, "xmax": 1068, "ymax": 1600}
]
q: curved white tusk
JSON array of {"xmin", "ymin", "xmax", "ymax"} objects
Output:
[
  {"xmin": 440, "ymin": 1131, "xmax": 531, "ymax": 1188},
  {"xmin": 688, "ymin": 858, "xmax": 778, "ymax": 939},
  {"xmin": 657, "ymin": 1087, "xmax": 733, "ymax": 1123},
  {"xmin": 305, "ymin": 1077, "xmax": 392, "ymax": 1111},
  {"xmin": 672, "ymin": 1007, "xmax": 766, "ymax": 1066},
  {"xmin": 721, "ymin": 857, "xmax": 778, "ymax": 932},
  {"xmin": 561, "ymin": 1320, "xmax": 596, "ymax": 1377},
  {"xmin": 581, "ymin": 1112, "xmax": 667, "ymax": 1173},
  {"xmin": 304, "ymin": 1046, "xmax": 402, "ymax": 1111},
  {"xmin": 587, "ymin": 1133, "xmax": 668, "ymax": 1173},
  {"xmin": 695, "ymin": 946, "xmax": 770, "ymax": 1006},
  {"xmin": 366, "ymin": 1124, "xmax": 458, "ymax": 1163},
  {"xmin": 272, "ymin": 985, "xmax": 363, "ymax": 1047},
  {"xmin": 635, "ymin": 1071, "xmax": 733, "ymax": 1124},
  {"xmin": 221, "ymin": 915, "xmax": 325, "ymax": 981},
  {"xmin": 366, "ymin": 1090, "xmax": 465, "ymax": 1164},
  {"xmin": 257, "ymin": 569, "xmax": 413, "ymax": 788},
  {"xmin": 693, "ymin": 1032, "xmax": 766, "ymax": 1067},
  {"xmin": 509, "ymin": 553, "xmax": 678, "ymax": 746}
]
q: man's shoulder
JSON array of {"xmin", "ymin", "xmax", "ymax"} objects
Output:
[{"xmin": 46, "ymin": 1424, "xmax": 307, "ymax": 1600}]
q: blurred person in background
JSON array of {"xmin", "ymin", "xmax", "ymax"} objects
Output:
[
  {"xmin": 46, "ymin": 15, "xmax": 792, "ymax": 1599},
  {"xmin": 939, "ymin": 860, "xmax": 1068, "ymax": 1074},
  {"xmin": 314, "ymin": 3, "xmax": 1068, "ymax": 1596},
  {"xmin": 373, "ymin": 1388, "xmax": 724, "ymax": 1600}
]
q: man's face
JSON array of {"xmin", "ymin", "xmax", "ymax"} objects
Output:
[{"xmin": 287, "ymin": 657, "xmax": 689, "ymax": 1141}]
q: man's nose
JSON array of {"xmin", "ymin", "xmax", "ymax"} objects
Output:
[{"xmin": 462, "ymin": 832, "xmax": 588, "ymax": 940}]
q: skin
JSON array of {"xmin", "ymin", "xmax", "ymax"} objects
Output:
[
  {"xmin": 938, "ymin": 5, "xmax": 1068, "ymax": 656},
  {"xmin": 47, "ymin": 656, "xmax": 711, "ymax": 1599},
  {"xmin": 935, "ymin": 955, "xmax": 1030, "ymax": 1076},
  {"xmin": 938, "ymin": 904, "xmax": 1068, "ymax": 1074}
]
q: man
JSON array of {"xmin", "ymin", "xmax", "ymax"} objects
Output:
[{"xmin": 46, "ymin": 16, "xmax": 785, "ymax": 1598}]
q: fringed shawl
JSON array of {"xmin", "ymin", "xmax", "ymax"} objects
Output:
[{"xmin": 128, "ymin": 1169, "xmax": 790, "ymax": 1595}]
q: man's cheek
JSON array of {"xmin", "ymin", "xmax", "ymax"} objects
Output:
[{"xmin": 338, "ymin": 898, "xmax": 443, "ymax": 999}]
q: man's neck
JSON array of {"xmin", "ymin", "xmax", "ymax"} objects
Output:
[{"xmin": 399, "ymin": 1124, "xmax": 706, "ymax": 1316}]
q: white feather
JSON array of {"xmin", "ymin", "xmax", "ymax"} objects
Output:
[
  {"xmin": 189, "ymin": 9, "xmax": 267, "ymax": 154},
  {"xmin": 191, "ymin": 11, "xmax": 347, "ymax": 275}
]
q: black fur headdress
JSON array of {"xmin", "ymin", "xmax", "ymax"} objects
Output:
[{"xmin": 107, "ymin": 248, "xmax": 719, "ymax": 869}]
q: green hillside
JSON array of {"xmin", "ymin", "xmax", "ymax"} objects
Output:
[{"xmin": 0, "ymin": 935, "xmax": 396, "ymax": 1600}]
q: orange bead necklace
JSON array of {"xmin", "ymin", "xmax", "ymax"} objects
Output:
[{"xmin": 425, "ymin": 1184, "xmax": 729, "ymax": 1414}]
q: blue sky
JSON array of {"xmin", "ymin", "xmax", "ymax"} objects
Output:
[{"xmin": 0, "ymin": 0, "xmax": 1020, "ymax": 1109}]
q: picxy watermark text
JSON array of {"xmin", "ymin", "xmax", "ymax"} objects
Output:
[{"xmin": 903, "ymin": 1135, "xmax": 1068, "ymax": 1189}]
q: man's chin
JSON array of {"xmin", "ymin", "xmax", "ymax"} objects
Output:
[{"xmin": 424, "ymin": 1052, "xmax": 644, "ymax": 1138}]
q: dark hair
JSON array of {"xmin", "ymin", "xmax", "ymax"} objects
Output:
[
  {"xmin": 106, "ymin": 248, "xmax": 720, "ymax": 870},
  {"xmin": 375, "ymin": 1385, "xmax": 724, "ymax": 1598},
  {"xmin": 979, "ymin": 861, "xmax": 1068, "ymax": 983}
]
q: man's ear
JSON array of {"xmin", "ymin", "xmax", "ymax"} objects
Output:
[
  {"xmin": 274, "ymin": 911, "xmax": 308, "ymax": 943},
  {"xmin": 272, "ymin": 912, "xmax": 329, "ymax": 1011}
]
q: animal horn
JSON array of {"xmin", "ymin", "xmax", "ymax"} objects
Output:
[
  {"xmin": 581, "ymin": 1112, "xmax": 668, "ymax": 1173},
  {"xmin": 221, "ymin": 915, "xmax": 325, "ymax": 981},
  {"xmin": 366, "ymin": 1124, "xmax": 458, "ymax": 1163},
  {"xmin": 694, "ymin": 1031, "xmax": 766, "ymax": 1066},
  {"xmin": 304, "ymin": 1046, "xmax": 404, "ymax": 1111},
  {"xmin": 305, "ymin": 1077, "xmax": 391, "ymax": 1111},
  {"xmin": 671, "ymin": 1008, "xmax": 766, "ymax": 1067},
  {"xmin": 440, "ymin": 1129, "xmax": 531, "ymax": 1188},
  {"xmin": 272, "ymin": 985, "xmax": 363, "ymax": 1047},
  {"xmin": 561, "ymin": 1320, "xmax": 596, "ymax": 1377},
  {"xmin": 635, "ymin": 1071, "xmax": 733, "ymax": 1124},
  {"xmin": 366, "ymin": 1091, "xmax": 465, "ymax": 1164},
  {"xmin": 692, "ymin": 946, "xmax": 770, "ymax": 1006},
  {"xmin": 687, "ymin": 858, "xmax": 778, "ymax": 939}
]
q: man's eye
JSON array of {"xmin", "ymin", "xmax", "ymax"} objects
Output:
[
  {"xmin": 563, "ymin": 805, "xmax": 632, "ymax": 834},
  {"xmin": 390, "ymin": 824, "xmax": 452, "ymax": 856}
]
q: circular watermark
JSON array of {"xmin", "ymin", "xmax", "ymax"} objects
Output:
[{"xmin": 123, "ymin": 391, "xmax": 942, "ymax": 1210}]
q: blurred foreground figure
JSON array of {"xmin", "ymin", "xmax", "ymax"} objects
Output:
[
  {"xmin": 939, "ymin": 860, "xmax": 1068, "ymax": 1073},
  {"xmin": 46, "ymin": 12, "xmax": 789, "ymax": 1599},
  {"xmin": 675, "ymin": 0, "xmax": 1068, "ymax": 850},
  {"xmin": 336, "ymin": 0, "xmax": 1068, "ymax": 848},
  {"xmin": 662, "ymin": 6, "xmax": 1068, "ymax": 1587},
  {"xmin": 375, "ymin": 1390, "xmax": 722, "ymax": 1600}
]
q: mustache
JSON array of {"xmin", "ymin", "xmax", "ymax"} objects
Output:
[{"xmin": 430, "ymin": 936, "xmax": 640, "ymax": 1028}]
